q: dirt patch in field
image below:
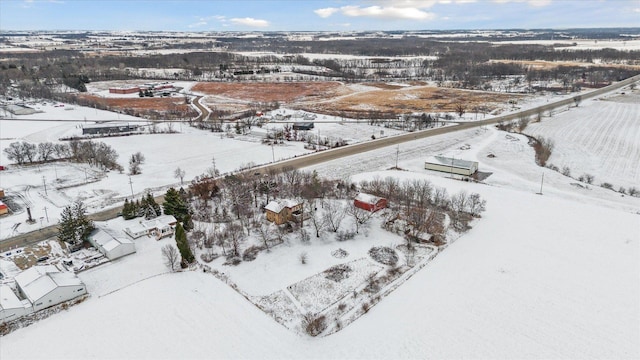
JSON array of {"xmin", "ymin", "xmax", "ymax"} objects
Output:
[
  {"xmin": 194, "ymin": 81, "xmax": 521, "ymax": 117},
  {"xmin": 304, "ymin": 85, "xmax": 520, "ymax": 116},
  {"xmin": 75, "ymin": 94, "xmax": 197, "ymax": 119},
  {"xmin": 192, "ymin": 81, "xmax": 346, "ymax": 103}
]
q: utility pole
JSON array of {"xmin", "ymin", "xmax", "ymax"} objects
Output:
[
  {"xmin": 395, "ymin": 145, "xmax": 400, "ymax": 169},
  {"xmin": 271, "ymin": 142, "xmax": 275, "ymax": 163},
  {"xmin": 42, "ymin": 176, "xmax": 48, "ymax": 195},
  {"xmin": 538, "ymin": 172, "xmax": 544, "ymax": 195},
  {"xmin": 128, "ymin": 176, "xmax": 134, "ymax": 198},
  {"xmin": 43, "ymin": 206, "xmax": 49, "ymax": 222}
]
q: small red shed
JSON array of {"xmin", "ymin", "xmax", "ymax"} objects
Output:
[{"xmin": 354, "ymin": 193, "xmax": 387, "ymax": 212}]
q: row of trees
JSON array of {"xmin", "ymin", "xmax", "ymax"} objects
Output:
[{"xmin": 3, "ymin": 139, "xmax": 122, "ymax": 171}]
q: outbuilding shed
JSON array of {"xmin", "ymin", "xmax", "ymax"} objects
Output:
[
  {"xmin": 424, "ymin": 156, "xmax": 478, "ymax": 176},
  {"xmin": 15, "ymin": 265, "xmax": 86, "ymax": 312},
  {"xmin": 354, "ymin": 193, "xmax": 387, "ymax": 212},
  {"xmin": 88, "ymin": 229, "xmax": 136, "ymax": 260}
]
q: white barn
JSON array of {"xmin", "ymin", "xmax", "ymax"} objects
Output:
[
  {"xmin": 15, "ymin": 265, "xmax": 87, "ymax": 312},
  {"xmin": 425, "ymin": 156, "xmax": 479, "ymax": 176},
  {"xmin": 0, "ymin": 285, "xmax": 29, "ymax": 323},
  {"xmin": 89, "ymin": 229, "xmax": 136, "ymax": 260}
]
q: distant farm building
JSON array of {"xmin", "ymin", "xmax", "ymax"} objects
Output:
[
  {"xmin": 265, "ymin": 199, "xmax": 303, "ymax": 225},
  {"xmin": 293, "ymin": 122, "xmax": 315, "ymax": 131},
  {"xmin": 88, "ymin": 229, "xmax": 136, "ymax": 260},
  {"xmin": 124, "ymin": 215, "xmax": 178, "ymax": 240},
  {"xmin": 424, "ymin": 156, "xmax": 478, "ymax": 176},
  {"xmin": 0, "ymin": 285, "xmax": 28, "ymax": 324},
  {"xmin": 82, "ymin": 123, "xmax": 139, "ymax": 136},
  {"xmin": 354, "ymin": 193, "xmax": 387, "ymax": 212},
  {"xmin": 109, "ymin": 86, "xmax": 140, "ymax": 94},
  {"xmin": 0, "ymin": 201, "xmax": 8, "ymax": 215},
  {"xmin": 0, "ymin": 188, "xmax": 5, "ymax": 198},
  {"xmin": 14, "ymin": 265, "xmax": 86, "ymax": 313}
]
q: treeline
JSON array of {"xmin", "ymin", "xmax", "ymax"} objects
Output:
[{"xmin": 3, "ymin": 139, "xmax": 122, "ymax": 171}]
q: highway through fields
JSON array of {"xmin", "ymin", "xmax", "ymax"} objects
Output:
[{"xmin": 1, "ymin": 74, "xmax": 638, "ymax": 252}]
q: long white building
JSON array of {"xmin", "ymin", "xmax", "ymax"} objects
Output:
[{"xmin": 14, "ymin": 265, "xmax": 87, "ymax": 313}]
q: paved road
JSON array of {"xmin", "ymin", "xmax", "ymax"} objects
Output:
[{"xmin": 1, "ymin": 75, "xmax": 638, "ymax": 252}]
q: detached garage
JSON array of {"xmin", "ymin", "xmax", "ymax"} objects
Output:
[
  {"xmin": 15, "ymin": 265, "xmax": 87, "ymax": 312},
  {"xmin": 425, "ymin": 156, "xmax": 478, "ymax": 176},
  {"xmin": 354, "ymin": 193, "xmax": 387, "ymax": 212},
  {"xmin": 89, "ymin": 229, "xmax": 136, "ymax": 260}
]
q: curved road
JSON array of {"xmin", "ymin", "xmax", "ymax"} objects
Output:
[{"xmin": 1, "ymin": 74, "xmax": 638, "ymax": 252}]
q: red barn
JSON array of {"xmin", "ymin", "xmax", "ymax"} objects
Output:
[
  {"xmin": 0, "ymin": 201, "xmax": 8, "ymax": 215},
  {"xmin": 354, "ymin": 193, "xmax": 387, "ymax": 212}
]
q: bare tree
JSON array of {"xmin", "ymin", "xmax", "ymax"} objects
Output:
[
  {"xmin": 129, "ymin": 152, "xmax": 145, "ymax": 175},
  {"xmin": 162, "ymin": 244, "xmax": 180, "ymax": 272},
  {"xmin": 299, "ymin": 251, "xmax": 308, "ymax": 264},
  {"xmin": 256, "ymin": 221, "xmax": 276, "ymax": 249},
  {"xmin": 305, "ymin": 201, "xmax": 326, "ymax": 238},
  {"xmin": 225, "ymin": 223, "xmax": 244, "ymax": 257},
  {"xmin": 174, "ymin": 167, "xmax": 186, "ymax": 185},
  {"xmin": 455, "ymin": 103, "xmax": 466, "ymax": 118},
  {"xmin": 323, "ymin": 200, "xmax": 346, "ymax": 233},
  {"xmin": 37, "ymin": 142, "xmax": 55, "ymax": 162},
  {"xmin": 467, "ymin": 193, "xmax": 487, "ymax": 217},
  {"xmin": 347, "ymin": 205, "xmax": 373, "ymax": 234}
]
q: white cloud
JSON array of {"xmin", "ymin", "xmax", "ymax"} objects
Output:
[
  {"xmin": 230, "ymin": 17, "xmax": 270, "ymax": 28},
  {"xmin": 314, "ymin": 1, "xmax": 475, "ymax": 20},
  {"xmin": 340, "ymin": 5, "xmax": 435, "ymax": 20},
  {"xmin": 188, "ymin": 21, "xmax": 207, "ymax": 29},
  {"xmin": 315, "ymin": 7, "xmax": 340, "ymax": 18},
  {"xmin": 492, "ymin": 0, "xmax": 552, "ymax": 6}
]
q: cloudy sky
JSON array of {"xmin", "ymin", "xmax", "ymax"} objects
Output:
[{"xmin": 1, "ymin": 0, "xmax": 638, "ymax": 31}]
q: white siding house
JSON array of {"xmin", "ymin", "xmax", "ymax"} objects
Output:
[
  {"xmin": 0, "ymin": 285, "xmax": 29, "ymax": 323},
  {"xmin": 15, "ymin": 266, "xmax": 87, "ymax": 312},
  {"xmin": 425, "ymin": 156, "xmax": 479, "ymax": 176},
  {"xmin": 124, "ymin": 215, "xmax": 177, "ymax": 240},
  {"xmin": 89, "ymin": 229, "xmax": 136, "ymax": 260}
]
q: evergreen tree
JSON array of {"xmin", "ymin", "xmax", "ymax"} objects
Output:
[
  {"xmin": 122, "ymin": 199, "xmax": 134, "ymax": 220},
  {"xmin": 163, "ymin": 187, "xmax": 188, "ymax": 223},
  {"xmin": 58, "ymin": 200, "xmax": 94, "ymax": 245},
  {"xmin": 140, "ymin": 193, "xmax": 161, "ymax": 219},
  {"xmin": 57, "ymin": 205, "xmax": 77, "ymax": 244},
  {"xmin": 174, "ymin": 222, "xmax": 194, "ymax": 265}
]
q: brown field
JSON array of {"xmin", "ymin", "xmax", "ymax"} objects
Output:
[
  {"xmin": 191, "ymin": 81, "xmax": 522, "ymax": 117},
  {"xmin": 82, "ymin": 81, "xmax": 524, "ymax": 118},
  {"xmin": 192, "ymin": 81, "xmax": 347, "ymax": 103},
  {"xmin": 489, "ymin": 59, "xmax": 640, "ymax": 70},
  {"xmin": 75, "ymin": 94, "xmax": 196, "ymax": 118}
]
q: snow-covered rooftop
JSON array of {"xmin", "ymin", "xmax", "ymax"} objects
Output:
[
  {"xmin": 264, "ymin": 199, "xmax": 301, "ymax": 213},
  {"xmin": 91, "ymin": 229, "xmax": 133, "ymax": 252},
  {"xmin": 0, "ymin": 285, "xmax": 23, "ymax": 310},
  {"xmin": 15, "ymin": 265, "xmax": 83, "ymax": 303},
  {"xmin": 426, "ymin": 156, "xmax": 478, "ymax": 170},
  {"xmin": 354, "ymin": 192, "xmax": 384, "ymax": 204}
]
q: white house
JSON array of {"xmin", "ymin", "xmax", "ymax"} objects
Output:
[
  {"xmin": 124, "ymin": 215, "xmax": 177, "ymax": 240},
  {"xmin": 88, "ymin": 229, "xmax": 136, "ymax": 260},
  {"xmin": 15, "ymin": 265, "xmax": 87, "ymax": 312},
  {"xmin": 424, "ymin": 156, "xmax": 479, "ymax": 176},
  {"xmin": 0, "ymin": 285, "xmax": 29, "ymax": 323}
]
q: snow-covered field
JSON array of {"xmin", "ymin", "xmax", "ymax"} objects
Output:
[
  {"xmin": 525, "ymin": 88, "xmax": 640, "ymax": 191},
  {"xmin": 1, "ymin": 87, "xmax": 639, "ymax": 359}
]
